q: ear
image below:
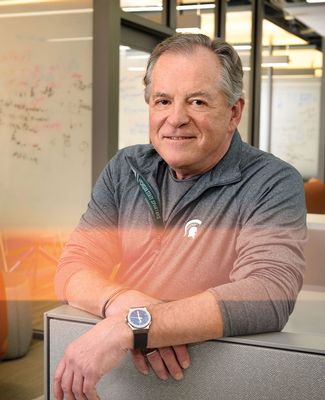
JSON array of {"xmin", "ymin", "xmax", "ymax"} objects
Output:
[{"xmin": 229, "ymin": 97, "xmax": 245, "ymax": 132}]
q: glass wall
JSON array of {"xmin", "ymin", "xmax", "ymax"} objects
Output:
[
  {"xmin": 121, "ymin": 0, "xmax": 215, "ymax": 37},
  {"xmin": 225, "ymin": 2, "xmax": 252, "ymax": 143},
  {"xmin": 259, "ymin": 18, "xmax": 323, "ymax": 180},
  {"xmin": 119, "ymin": 46, "xmax": 150, "ymax": 148},
  {"xmin": 0, "ymin": 0, "xmax": 93, "ymax": 329},
  {"xmin": 121, "ymin": 0, "xmax": 164, "ymax": 24},
  {"xmin": 176, "ymin": 0, "xmax": 215, "ymax": 38}
]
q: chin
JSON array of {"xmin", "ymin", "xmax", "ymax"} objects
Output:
[
  {"xmin": 159, "ymin": 148, "xmax": 190, "ymax": 163},
  {"xmin": 162, "ymin": 155, "xmax": 187, "ymax": 168},
  {"xmin": 166, "ymin": 161, "xmax": 192, "ymax": 178}
]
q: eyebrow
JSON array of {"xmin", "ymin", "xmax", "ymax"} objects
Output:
[
  {"xmin": 188, "ymin": 91, "xmax": 213, "ymax": 101},
  {"xmin": 152, "ymin": 90, "xmax": 213, "ymax": 100},
  {"xmin": 151, "ymin": 92, "xmax": 171, "ymax": 99}
]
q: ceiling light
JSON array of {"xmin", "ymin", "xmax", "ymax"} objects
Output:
[
  {"xmin": 0, "ymin": 0, "xmax": 54, "ymax": 5},
  {"xmin": 314, "ymin": 68, "xmax": 322, "ymax": 77},
  {"xmin": 284, "ymin": 13, "xmax": 294, "ymax": 21},
  {"xmin": 120, "ymin": 45, "xmax": 131, "ymax": 51},
  {"xmin": 0, "ymin": 8, "xmax": 92, "ymax": 17},
  {"xmin": 122, "ymin": 6, "xmax": 163, "ymax": 12},
  {"xmin": 306, "ymin": 0, "xmax": 325, "ymax": 3},
  {"xmin": 176, "ymin": 27, "xmax": 202, "ymax": 34},
  {"xmin": 127, "ymin": 55, "xmax": 150, "ymax": 60},
  {"xmin": 48, "ymin": 37, "xmax": 93, "ymax": 43},
  {"xmin": 233, "ymin": 44, "xmax": 252, "ymax": 51},
  {"xmin": 301, "ymin": 27, "xmax": 315, "ymax": 35},
  {"xmin": 176, "ymin": 4, "xmax": 215, "ymax": 11},
  {"xmin": 128, "ymin": 67, "xmax": 146, "ymax": 72},
  {"xmin": 122, "ymin": 4, "xmax": 216, "ymax": 12}
]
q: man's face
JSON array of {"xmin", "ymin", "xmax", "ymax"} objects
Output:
[{"xmin": 148, "ymin": 46, "xmax": 244, "ymax": 179}]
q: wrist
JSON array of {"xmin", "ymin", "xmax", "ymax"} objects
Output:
[
  {"xmin": 127, "ymin": 306, "xmax": 152, "ymax": 350},
  {"xmin": 102, "ymin": 317, "xmax": 134, "ymax": 351},
  {"xmin": 102, "ymin": 287, "xmax": 130, "ymax": 318},
  {"xmin": 105, "ymin": 289, "xmax": 158, "ymax": 318},
  {"xmin": 121, "ymin": 320, "xmax": 134, "ymax": 351}
]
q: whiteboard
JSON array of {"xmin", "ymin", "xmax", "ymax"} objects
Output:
[
  {"xmin": 261, "ymin": 77, "xmax": 321, "ymax": 179},
  {"xmin": 0, "ymin": 13, "xmax": 92, "ymax": 230},
  {"xmin": 119, "ymin": 47, "xmax": 150, "ymax": 149}
]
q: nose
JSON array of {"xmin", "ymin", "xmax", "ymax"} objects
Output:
[{"xmin": 166, "ymin": 103, "xmax": 190, "ymax": 128}]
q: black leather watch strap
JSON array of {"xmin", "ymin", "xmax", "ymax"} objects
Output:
[
  {"xmin": 134, "ymin": 330, "xmax": 148, "ymax": 350},
  {"xmin": 127, "ymin": 307, "xmax": 151, "ymax": 350}
]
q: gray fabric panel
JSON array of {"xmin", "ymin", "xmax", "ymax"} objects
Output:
[{"xmin": 47, "ymin": 318, "xmax": 325, "ymax": 400}]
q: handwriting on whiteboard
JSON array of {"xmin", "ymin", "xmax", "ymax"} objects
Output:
[{"xmin": 0, "ymin": 61, "xmax": 91, "ymax": 164}]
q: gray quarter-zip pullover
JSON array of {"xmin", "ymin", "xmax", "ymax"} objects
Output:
[{"xmin": 56, "ymin": 131, "xmax": 306, "ymax": 336}]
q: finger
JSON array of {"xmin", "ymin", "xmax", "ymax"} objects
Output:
[
  {"xmin": 72, "ymin": 373, "xmax": 87, "ymax": 400},
  {"xmin": 146, "ymin": 349, "xmax": 169, "ymax": 381},
  {"xmin": 53, "ymin": 359, "xmax": 66, "ymax": 400},
  {"xmin": 83, "ymin": 377, "xmax": 100, "ymax": 400},
  {"xmin": 159, "ymin": 347, "xmax": 184, "ymax": 381},
  {"xmin": 173, "ymin": 345, "xmax": 191, "ymax": 369},
  {"xmin": 131, "ymin": 349, "xmax": 149, "ymax": 375},
  {"xmin": 60, "ymin": 366, "xmax": 75, "ymax": 400}
]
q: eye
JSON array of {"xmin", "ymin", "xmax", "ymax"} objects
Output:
[
  {"xmin": 191, "ymin": 99, "xmax": 206, "ymax": 107},
  {"xmin": 155, "ymin": 98, "xmax": 170, "ymax": 106}
]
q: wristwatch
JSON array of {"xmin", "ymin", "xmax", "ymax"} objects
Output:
[{"xmin": 127, "ymin": 307, "xmax": 152, "ymax": 350}]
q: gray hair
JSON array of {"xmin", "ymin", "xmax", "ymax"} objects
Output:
[{"xmin": 143, "ymin": 33, "xmax": 243, "ymax": 106}]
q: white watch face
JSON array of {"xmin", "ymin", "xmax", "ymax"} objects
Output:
[{"xmin": 128, "ymin": 308, "xmax": 151, "ymax": 329}]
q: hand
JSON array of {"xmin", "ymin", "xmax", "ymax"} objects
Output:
[
  {"xmin": 105, "ymin": 291, "xmax": 191, "ymax": 381},
  {"xmin": 53, "ymin": 317, "xmax": 132, "ymax": 400},
  {"xmin": 131, "ymin": 345, "xmax": 190, "ymax": 381}
]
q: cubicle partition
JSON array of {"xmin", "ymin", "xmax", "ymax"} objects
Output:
[
  {"xmin": 44, "ymin": 298, "xmax": 325, "ymax": 400},
  {"xmin": 44, "ymin": 216, "xmax": 325, "ymax": 399}
]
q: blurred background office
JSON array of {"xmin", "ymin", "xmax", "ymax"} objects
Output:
[{"xmin": 0, "ymin": 1, "xmax": 324, "ymax": 399}]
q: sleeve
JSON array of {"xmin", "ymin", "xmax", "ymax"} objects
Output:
[
  {"xmin": 55, "ymin": 161, "xmax": 122, "ymax": 302},
  {"xmin": 209, "ymin": 163, "xmax": 307, "ymax": 336}
]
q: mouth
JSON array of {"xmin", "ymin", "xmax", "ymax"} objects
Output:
[{"xmin": 163, "ymin": 136, "xmax": 195, "ymax": 141}]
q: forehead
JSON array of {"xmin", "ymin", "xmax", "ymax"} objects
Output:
[{"xmin": 151, "ymin": 47, "xmax": 221, "ymax": 87}]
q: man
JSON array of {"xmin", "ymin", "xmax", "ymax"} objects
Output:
[{"xmin": 54, "ymin": 34, "xmax": 306, "ymax": 399}]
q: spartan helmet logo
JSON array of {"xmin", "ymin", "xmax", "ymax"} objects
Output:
[{"xmin": 184, "ymin": 219, "xmax": 202, "ymax": 239}]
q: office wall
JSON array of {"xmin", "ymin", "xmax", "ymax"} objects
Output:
[
  {"xmin": 260, "ymin": 76, "xmax": 321, "ymax": 179},
  {"xmin": 119, "ymin": 47, "xmax": 150, "ymax": 149},
  {"xmin": 0, "ymin": 12, "xmax": 92, "ymax": 230}
]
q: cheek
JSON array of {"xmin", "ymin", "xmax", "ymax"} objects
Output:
[
  {"xmin": 207, "ymin": 112, "xmax": 231, "ymax": 131},
  {"xmin": 149, "ymin": 112, "xmax": 166, "ymax": 133},
  {"xmin": 198, "ymin": 115, "xmax": 220, "ymax": 135}
]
